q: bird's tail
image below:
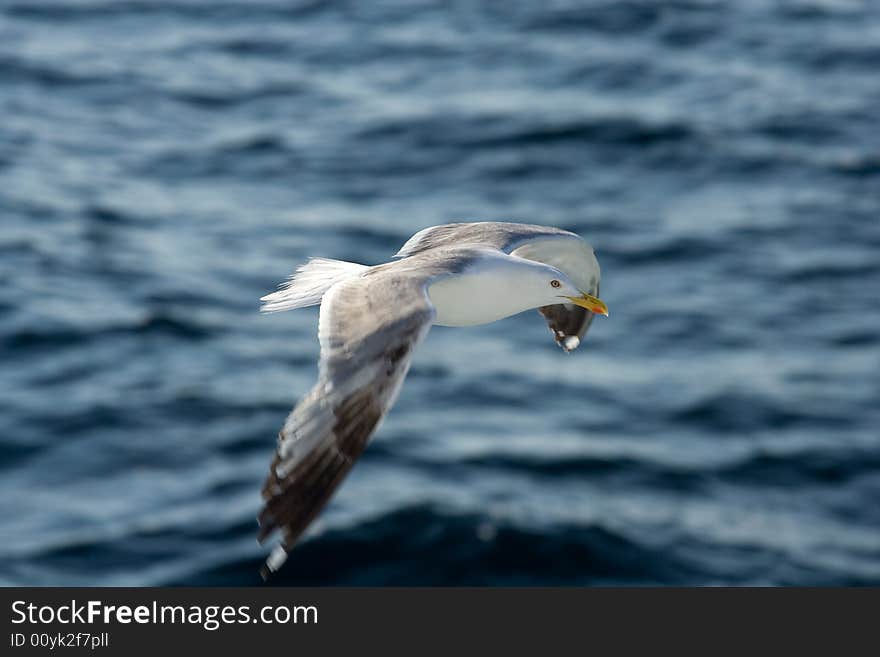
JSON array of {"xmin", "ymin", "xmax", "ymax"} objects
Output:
[{"xmin": 260, "ymin": 258, "xmax": 369, "ymax": 313}]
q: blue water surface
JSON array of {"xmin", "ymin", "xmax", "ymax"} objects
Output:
[{"xmin": 1, "ymin": 0, "xmax": 879, "ymax": 586}]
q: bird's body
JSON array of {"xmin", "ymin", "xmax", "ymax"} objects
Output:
[{"xmin": 257, "ymin": 222, "xmax": 607, "ymax": 576}]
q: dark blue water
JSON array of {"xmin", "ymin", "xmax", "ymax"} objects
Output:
[{"xmin": 2, "ymin": 0, "xmax": 879, "ymax": 586}]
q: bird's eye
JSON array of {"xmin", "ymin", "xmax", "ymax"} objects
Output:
[{"xmin": 550, "ymin": 279, "xmax": 561, "ymax": 288}]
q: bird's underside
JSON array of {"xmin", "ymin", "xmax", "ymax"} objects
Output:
[{"xmin": 256, "ymin": 222, "xmax": 603, "ymax": 577}]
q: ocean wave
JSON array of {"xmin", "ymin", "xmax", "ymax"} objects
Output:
[
  {"xmin": 3, "ymin": 0, "xmax": 329, "ymax": 21},
  {"xmin": 1, "ymin": 313, "xmax": 215, "ymax": 352}
]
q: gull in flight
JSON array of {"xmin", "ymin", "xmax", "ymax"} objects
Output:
[{"xmin": 257, "ymin": 222, "xmax": 608, "ymax": 576}]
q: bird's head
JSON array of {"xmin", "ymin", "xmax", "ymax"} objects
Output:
[
  {"xmin": 511, "ymin": 235, "xmax": 606, "ymax": 351},
  {"xmin": 527, "ymin": 265, "xmax": 608, "ymax": 317}
]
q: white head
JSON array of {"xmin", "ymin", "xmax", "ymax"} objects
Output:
[
  {"xmin": 507, "ymin": 257, "xmax": 608, "ymax": 316},
  {"xmin": 511, "ymin": 235, "xmax": 601, "ymax": 295}
]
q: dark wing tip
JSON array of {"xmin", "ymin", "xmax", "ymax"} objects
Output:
[
  {"xmin": 539, "ymin": 304, "xmax": 595, "ymax": 352},
  {"xmin": 255, "ymin": 388, "xmax": 383, "ymax": 578}
]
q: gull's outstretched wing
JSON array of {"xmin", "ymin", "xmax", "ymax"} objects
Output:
[
  {"xmin": 257, "ymin": 266, "xmax": 434, "ymax": 575},
  {"xmin": 394, "ymin": 221, "xmax": 579, "ymax": 258},
  {"xmin": 396, "ymin": 222, "xmax": 600, "ymax": 352}
]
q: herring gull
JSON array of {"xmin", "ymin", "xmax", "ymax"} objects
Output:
[{"xmin": 257, "ymin": 222, "xmax": 608, "ymax": 576}]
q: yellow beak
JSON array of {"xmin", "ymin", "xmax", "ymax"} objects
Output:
[{"xmin": 566, "ymin": 293, "xmax": 609, "ymax": 316}]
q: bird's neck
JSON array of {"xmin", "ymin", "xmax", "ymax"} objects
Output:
[{"xmin": 427, "ymin": 262, "xmax": 544, "ymax": 327}]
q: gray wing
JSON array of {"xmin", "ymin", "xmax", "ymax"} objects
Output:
[
  {"xmin": 397, "ymin": 222, "xmax": 598, "ymax": 352},
  {"xmin": 394, "ymin": 221, "xmax": 578, "ymax": 258},
  {"xmin": 258, "ymin": 268, "xmax": 434, "ymax": 574}
]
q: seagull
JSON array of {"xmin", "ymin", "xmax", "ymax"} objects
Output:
[{"xmin": 257, "ymin": 221, "xmax": 608, "ymax": 576}]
